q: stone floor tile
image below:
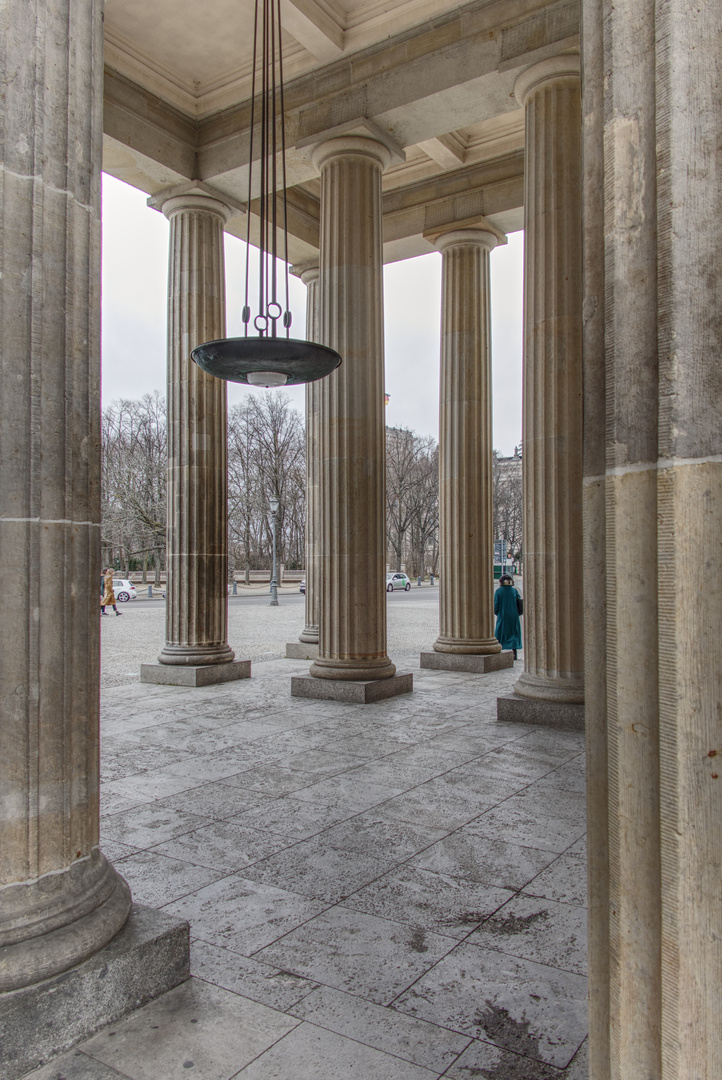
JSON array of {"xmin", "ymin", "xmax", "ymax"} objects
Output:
[
  {"xmin": 289, "ymin": 984, "xmax": 472, "ymax": 1071},
  {"xmin": 233, "ymin": 1022, "xmax": 439, "ymax": 1079},
  {"xmin": 100, "ymin": 741, "xmax": 193, "ymax": 781},
  {"xmin": 114, "ymin": 849, "xmax": 226, "ymax": 906},
  {"xmin": 469, "ymin": 895, "xmax": 588, "ymax": 975},
  {"xmin": 523, "ymin": 855, "xmax": 588, "ymax": 907},
  {"xmin": 151, "ymin": 820, "xmax": 296, "ymax": 874},
  {"xmin": 260, "ymin": 748, "xmax": 369, "ymax": 776},
  {"xmin": 161, "ymin": 747, "xmax": 278, "ymax": 783},
  {"xmin": 163, "ymin": 875, "xmax": 328, "ymax": 955},
  {"xmin": 344, "ymin": 865, "xmax": 514, "ymax": 939},
  {"xmin": 256, "ymin": 906, "xmax": 456, "ymax": 1005},
  {"xmin": 101, "ymin": 772, "xmax": 204, "ymax": 805},
  {"xmin": 445, "ymin": 1038, "xmax": 571, "ymax": 1079},
  {"xmin": 231, "ymin": 796, "xmax": 358, "ymax": 839},
  {"xmin": 409, "ymin": 832, "xmax": 558, "ymax": 891},
  {"xmin": 373, "ymin": 778, "xmax": 504, "ymax": 831},
  {"xmin": 191, "ymin": 940, "xmax": 320, "ymax": 1012},
  {"xmin": 321, "ymin": 814, "xmax": 448, "ymax": 860},
  {"xmin": 290, "ymin": 775, "xmax": 405, "ymax": 812},
  {"xmin": 426, "ymin": 728, "xmax": 533, "ymax": 754},
  {"xmin": 565, "ymin": 836, "xmax": 587, "ymax": 858},
  {"xmin": 515, "ymin": 730, "xmax": 585, "ymax": 759},
  {"xmin": 100, "ymin": 838, "xmax": 139, "ymax": 862},
  {"xmin": 22, "ymin": 1049, "xmax": 132, "ymax": 1080},
  {"xmin": 320, "ymin": 733, "xmax": 416, "ymax": 758},
  {"xmin": 154, "ymin": 780, "xmax": 274, "ymax": 821},
  {"xmin": 101, "ymin": 804, "xmax": 208, "ymax": 848},
  {"xmin": 382, "ymin": 744, "xmax": 485, "ymax": 771},
  {"xmin": 80, "ymin": 978, "xmax": 299, "ymax": 1080},
  {"xmin": 241, "ymin": 837, "xmax": 398, "ymax": 903},
  {"xmin": 220, "ymin": 764, "xmax": 320, "ymax": 796},
  {"xmin": 343, "ymin": 758, "xmax": 448, "ymax": 789},
  {"xmin": 533, "ymin": 761, "xmax": 587, "ymax": 795},
  {"xmin": 463, "ymin": 802, "xmax": 587, "ymax": 854},
  {"xmin": 393, "ymin": 941, "xmax": 588, "ymax": 1069},
  {"xmin": 504, "ymin": 786, "xmax": 587, "ymax": 824},
  {"xmin": 99, "ymin": 788, "xmax": 149, "ymax": 818}
]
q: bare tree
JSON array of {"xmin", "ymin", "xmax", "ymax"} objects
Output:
[
  {"xmin": 386, "ymin": 426, "xmax": 439, "ymax": 577},
  {"xmin": 493, "ymin": 448, "xmax": 523, "ymax": 564}
]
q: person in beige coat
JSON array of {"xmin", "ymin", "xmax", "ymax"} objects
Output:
[{"xmin": 100, "ymin": 568, "xmax": 122, "ymax": 616}]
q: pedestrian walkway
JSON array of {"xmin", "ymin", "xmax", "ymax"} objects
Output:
[{"xmin": 27, "ymin": 653, "xmax": 587, "ymax": 1080}]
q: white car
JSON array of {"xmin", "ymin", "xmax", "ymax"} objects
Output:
[
  {"xmin": 386, "ymin": 572, "xmax": 411, "ymax": 592},
  {"xmin": 111, "ymin": 578, "xmax": 137, "ymax": 602}
]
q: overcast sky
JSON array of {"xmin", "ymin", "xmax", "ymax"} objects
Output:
[{"xmin": 101, "ymin": 173, "xmax": 523, "ymax": 455}]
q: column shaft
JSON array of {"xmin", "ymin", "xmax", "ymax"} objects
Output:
[
  {"xmin": 655, "ymin": 0, "xmax": 721, "ymax": 1073},
  {"xmin": 433, "ymin": 230, "xmax": 501, "ymax": 654},
  {"xmin": 581, "ymin": 4, "xmax": 610, "ymax": 1077},
  {"xmin": 309, "ymin": 137, "xmax": 395, "ymax": 681},
  {"xmin": 299, "ymin": 267, "xmax": 320, "ymax": 644},
  {"xmin": 514, "ymin": 58, "xmax": 585, "ymax": 704},
  {"xmin": 159, "ymin": 197, "xmax": 234, "ymax": 666},
  {"xmin": 0, "ymin": 0, "xmax": 130, "ymax": 991}
]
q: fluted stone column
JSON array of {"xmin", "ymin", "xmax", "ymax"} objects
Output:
[
  {"xmin": 286, "ymin": 266, "xmax": 321, "ymax": 659},
  {"xmin": 499, "ymin": 55, "xmax": 585, "ymax": 725},
  {"xmin": 0, "ymin": 0, "xmax": 132, "ymax": 992},
  {"xmin": 581, "ymin": 1, "xmax": 722, "ymax": 1076},
  {"xmin": 141, "ymin": 194, "xmax": 248, "ymax": 687},
  {"xmin": 292, "ymin": 136, "xmax": 411, "ymax": 702},
  {"xmin": 420, "ymin": 228, "xmax": 511, "ymax": 676}
]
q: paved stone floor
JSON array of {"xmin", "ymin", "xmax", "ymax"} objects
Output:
[{"xmin": 27, "ymin": 647, "xmax": 588, "ymax": 1080}]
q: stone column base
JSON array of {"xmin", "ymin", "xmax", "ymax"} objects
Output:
[
  {"xmin": 0, "ymin": 904, "xmax": 189, "ymax": 1080},
  {"xmin": 140, "ymin": 660, "xmax": 251, "ymax": 687},
  {"xmin": 285, "ymin": 642, "xmax": 319, "ymax": 660},
  {"xmin": 497, "ymin": 694, "xmax": 585, "ymax": 731},
  {"xmin": 291, "ymin": 672, "xmax": 413, "ymax": 704},
  {"xmin": 421, "ymin": 650, "xmax": 514, "ymax": 674}
]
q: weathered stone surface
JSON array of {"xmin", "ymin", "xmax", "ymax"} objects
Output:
[
  {"xmin": 0, "ymin": 0, "xmax": 131, "ymax": 995},
  {"xmin": 497, "ymin": 694, "xmax": 584, "ymax": 732},
  {"xmin": 298, "ymin": 266, "xmax": 321, "ymax": 647},
  {"xmin": 0, "ymin": 905, "xmax": 189, "ymax": 1080},
  {"xmin": 432, "ymin": 227, "xmax": 503, "ymax": 658},
  {"xmin": 140, "ymin": 660, "xmax": 250, "ymax": 686},
  {"xmin": 156, "ymin": 193, "xmax": 236, "ymax": 670},
  {"xmin": 513, "ymin": 55, "xmax": 584, "ymax": 708},
  {"xmin": 285, "ymin": 643, "xmax": 320, "ymax": 660},
  {"xmin": 421, "ymin": 650, "xmax": 513, "ymax": 673},
  {"xmin": 308, "ymin": 137, "xmax": 398, "ymax": 685},
  {"xmin": 291, "ymin": 672, "xmax": 413, "ymax": 703}
]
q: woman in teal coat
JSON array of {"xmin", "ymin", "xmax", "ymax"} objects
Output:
[{"xmin": 494, "ymin": 574, "xmax": 522, "ymax": 659}]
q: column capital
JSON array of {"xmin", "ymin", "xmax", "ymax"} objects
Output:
[
  {"xmin": 147, "ymin": 180, "xmax": 244, "ymax": 223},
  {"xmin": 431, "ymin": 227, "xmax": 504, "ymax": 254},
  {"xmin": 297, "ymin": 116, "xmax": 405, "ymax": 170},
  {"xmin": 514, "ymin": 53, "xmax": 580, "ymax": 108},
  {"xmin": 311, "ymin": 134, "xmax": 396, "ymax": 174},
  {"xmin": 290, "ymin": 262, "xmax": 320, "ymax": 286}
]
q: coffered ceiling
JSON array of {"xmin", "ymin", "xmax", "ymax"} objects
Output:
[{"xmin": 102, "ymin": 0, "xmax": 580, "ymax": 262}]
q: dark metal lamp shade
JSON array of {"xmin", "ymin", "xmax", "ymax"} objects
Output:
[{"xmin": 191, "ymin": 336, "xmax": 341, "ymax": 387}]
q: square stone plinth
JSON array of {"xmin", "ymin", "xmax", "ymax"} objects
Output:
[
  {"xmin": 420, "ymin": 650, "xmax": 514, "ymax": 674},
  {"xmin": 140, "ymin": 660, "xmax": 251, "ymax": 687},
  {"xmin": 291, "ymin": 672, "xmax": 413, "ymax": 704},
  {"xmin": 0, "ymin": 904, "xmax": 189, "ymax": 1080},
  {"xmin": 497, "ymin": 694, "xmax": 585, "ymax": 732},
  {"xmin": 285, "ymin": 642, "xmax": 320, "ymax": 660}
]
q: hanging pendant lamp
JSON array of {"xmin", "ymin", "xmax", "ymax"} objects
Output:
[{"xmin": 191, "ymin": 0, "xmax": 340, "ymax": 389}]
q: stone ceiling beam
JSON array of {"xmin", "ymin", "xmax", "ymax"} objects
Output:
[{"xmin": 281, "ymin": 0, "xmax": 344, "ymax": 62}]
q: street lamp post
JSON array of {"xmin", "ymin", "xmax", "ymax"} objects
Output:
[{"xmin": 269, "ymin": 495, "xmax": 279, "ymax": 607}]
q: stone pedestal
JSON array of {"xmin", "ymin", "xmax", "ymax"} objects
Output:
[
  {"xmin": 421, "ymin": 651, "xmax": 513, "ymax": 674},
  {"xmin": 511, "ymin": 56, "xmax": 584, "ymax": 713},
  {"xmin": 0, "ymin": 906, "xmax": 189, "ymax": 1080},
  {"xmin": 142, "ymin": 191, "xmax": 247, "ymax": 688},
  {"xmin": 140, "ymin": 660, "xmax": 250, "ymax": 687},
  {"xmin": 292, "ymin": 672, "xmax": 413, "ymax": 704},
  {"xmin": 497, "ymin": 694, "xmax": 584, "ymax": 732},
  {"xmin": 0, "ymin": 0, "xmax": 132, "ymax": 997},
  {"xmin": 285, "ymin": 643, "xmax": 320, "ymax": 661},
  {"xmin": 430, "ymin": 227, "xmax": 503, "ymax": 661},
  {"xmin": 306, "ymin": 136, "xmax": 401, "ymax": 689}
]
